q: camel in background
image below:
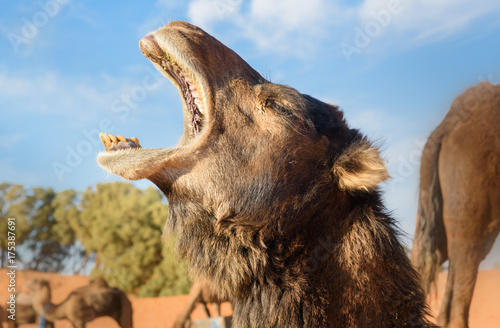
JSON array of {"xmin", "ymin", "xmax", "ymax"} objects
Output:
[
  {"xmin": 27, "ymin": 277, "xmax": 133, "ymax": 328},
  {"xmin": 1, "ymin": 292, "xmax": 51, "ymax": 328},
  {"xmin": 173, "ymin": 281, "xmax": 229, "ymax": 328},
  {"xmin": 412, "ymin": 81, "xmax": 500, "ymax": 328}
]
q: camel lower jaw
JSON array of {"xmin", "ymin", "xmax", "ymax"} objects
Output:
[{"xmin": 96, "ymin": 135, "xmax": 190, "ymax": 181}]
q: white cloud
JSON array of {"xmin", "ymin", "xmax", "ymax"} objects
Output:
[
  {"xmin": 248, "ymin": 0, "xmax": 327, "ymax": 31},
  {"xmin": 187, "ymin": 0, "xmax": 350, "ymax": 55},
  {"xmin": 358, "ymin": 0, "xmax": 500, "ymax": 44},
  {"xmin": 236, "ymin": 0, "xmax": 328, "ymax": 54},
  {"xmin": 185, "ymin": 0, "xmax": 500, "ymax": 58},
  {"xmin": 187, "ymin": 0, "xmax": 225, "ymax": 28},
  {"xmin": 0, "ymin": 134, "xmax": 27, "ymax": 149}
]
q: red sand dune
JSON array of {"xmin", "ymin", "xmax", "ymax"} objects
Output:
[{"xmin": 1, "ymin": 268, "xmax": 498, "ymax": 327}]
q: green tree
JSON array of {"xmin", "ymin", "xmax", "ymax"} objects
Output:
[
  {"xmin": 138, "ymin": 237, "xmax": 191, "ymax": 297},
  {"xmin": 78, "ymin": 182, "xmax": 172, "ymax": 293},
  {"xmin": 52, "ymin": 189, "xmax": 88, "ymax": 273},
  {"xmin": 52, "ymin": 189, "xmax": 80, "ymax": 245},
  {"xmin": 0, "ymin": 183, "xmax": 30, "ymax": 267},
  {"xmin": 22, "ymin": 187, "xmax": 77, "ymax": 272},
  {"xmin": 2, "ymin": 181, "xmax": 191, "ymax": 295}
]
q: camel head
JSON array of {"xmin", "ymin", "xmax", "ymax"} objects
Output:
[
  {"xmin": 89, "ymin": 276, "xmax": 109, "ymax": 288},
  {"xmin": 97, "ymin": 21, "xmax": 389, "ymax": 291},
  {"xmin": 98, "ymin": 20, "xmax": 387, "ymax": 223},
  {"xmin": 25, "ymin": 279, "xmax": 51, "ymax": 312}
]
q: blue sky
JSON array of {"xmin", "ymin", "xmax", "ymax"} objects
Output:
[{"xmin": 1, "ymin": 0, "xmax": 499, "ymax": 267}]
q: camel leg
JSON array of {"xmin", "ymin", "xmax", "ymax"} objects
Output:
[
  {"xmin": 72, "ymin": 321, "xmax": 86, "ymax": 328},
  {"xmin": 438, "ymin": 237, "xmax": 481, "ymax": 328},
  {"xmin": 437, "ymin": 185, "xmax": 495, "ymax": 327},
  {"xmin": 213, "ymin": 303, "xmax": 221, "ymax": 317},
  {"xmin": 445, "ymin": 228, "xmax": 499, "ymax": 328},
  {"xmin": 437, "ymin": 266, "xmax": 454, "ymax": 327},
  {"xmin": 202, "ymin": 302, "xmax": 211, "ymax": 317},
  {"xmin": 111, "ymin": 311, "xmax": 122, "ymax": 327},
  {"xmin": 173, "ymin": 282, "xmax": 204, "ymax": 328}
]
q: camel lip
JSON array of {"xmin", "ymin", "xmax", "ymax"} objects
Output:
[
  {"xmin": 139, "ymin": 35, "xmax": 164, "ymax": 61},
  {"xmin": 139, "ymin": 34, "xmax": 207, "ymax": 138}
]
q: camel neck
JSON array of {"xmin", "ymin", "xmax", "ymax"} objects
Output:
[
  {"xmin": 45, "ymin": 301, "xmax": 68, "ymax": 321},
  {"xmin": 32, "ymin": 287, "xmax": 66, "ymax": 322},
  {"xmin": 39, "ymin": 304, "xmax": 52, "ymax": 328}
]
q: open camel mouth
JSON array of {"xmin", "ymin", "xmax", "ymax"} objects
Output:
[
  {"xmin": 139, "ymin": 35, "xmax": 205, "ymax": 136},
  {"xmin": 99, "ymin": 33, "xmax": 207, "ymax": 150},
  {"xmin": 96, "ymin": 25, "xmax": 215, "ymax": 181}
]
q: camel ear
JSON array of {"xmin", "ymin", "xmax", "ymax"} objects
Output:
[{"xmin": 332, "ymin": 139, "xmax": 389, "ymax": 192}]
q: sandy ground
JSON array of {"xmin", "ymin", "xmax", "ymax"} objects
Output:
[
  {"xmin": 427, "ymin": 270, "xmax": 500, "ymax": 327},
  {"xmin": 1, "ymin": 268, "xmax": 499, "ymax": 327}
]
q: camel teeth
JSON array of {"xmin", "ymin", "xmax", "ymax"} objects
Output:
[
  {"xmin": 99, "ymin": 132, "xmax": 110, "ymax": 148},
  {"xmin": 117, "ymin": 136, "xmax": 127, "ymax": 143},
  {"xmin": 109, "ymin": 134, "xmax": 118, "ymax": 145},
  {"xmin": 131, "ymin": 137, "xmax": 141, "ymax": 147}
]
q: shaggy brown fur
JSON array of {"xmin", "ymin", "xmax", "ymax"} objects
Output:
[
  {"xmin": 411, "ymin": 81, "xmax": 500, "ymax": 328},
  {"xmin": 98, "ymin": 21, "xmax": 436, "ymax": 327},
  {"xmin": 173, "ymin": 281, "xmax": 228, "ymax": 328},
  {"xmin": 27, "ymin": 278, "xmax": 132, "ymax": 328}
]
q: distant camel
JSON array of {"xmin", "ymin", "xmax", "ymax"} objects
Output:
[
  {"xmin": 28, "ymin": 277, "xmax": 133, "ymax": 328},
  {"xmin": 411, "ymin": 81, "xmax": 500, "ymax": 328},
  {"xmin": 173, "ymin": 281, "xmax": 229, "ymax": 328},
  {"xmin": 1, "ymin": 292, "xmax": 50, "ymax": 328}
]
